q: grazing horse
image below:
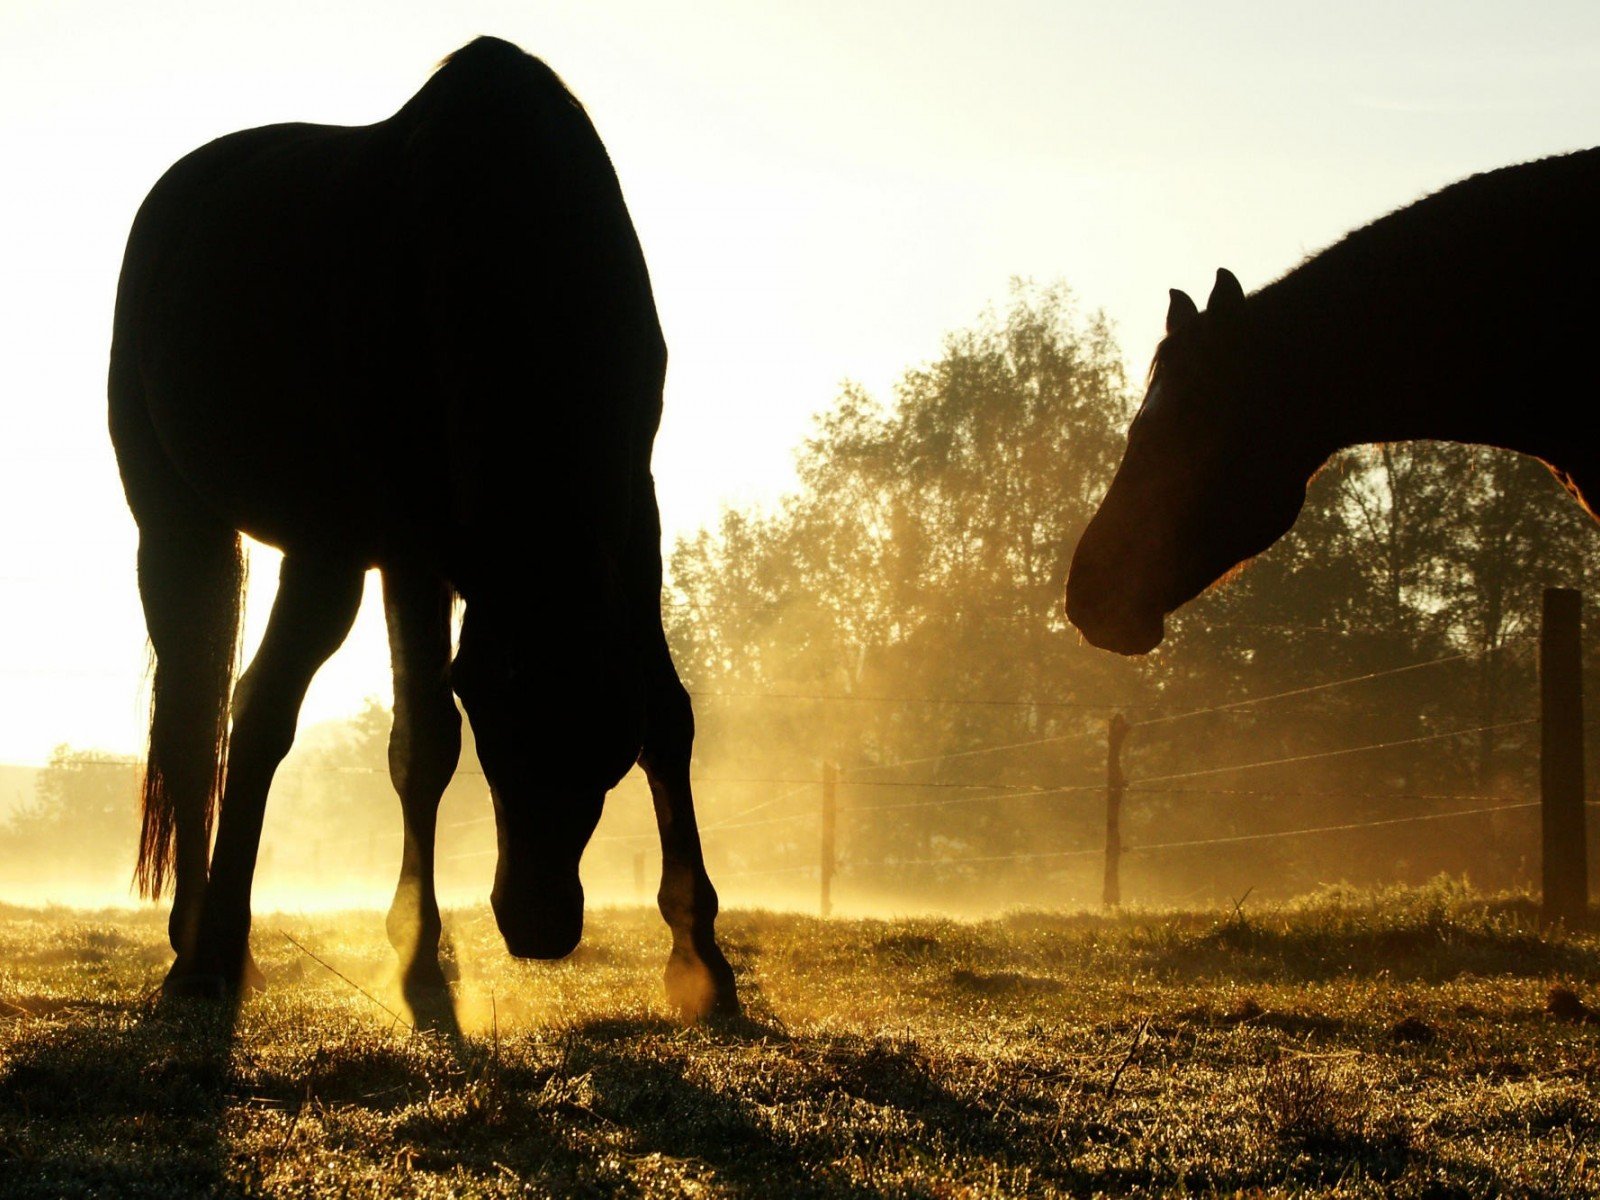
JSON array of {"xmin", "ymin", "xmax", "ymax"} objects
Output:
[
  {"xmin": 109, "ymin": 37, "xmax": 738, "ymax": 1018},
  {"xmin": 1068, "ymin": 148, "xmax": 1600, "ymax": 654}
]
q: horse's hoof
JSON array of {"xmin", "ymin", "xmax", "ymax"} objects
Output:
[
  {"xmin": 240, "ymin": 954, "xmax": 267, "ymax": 993},
  {"xmin": 164, "ymin": 950, "xmax": 265, "ymax": 999},
  {"xmin": 665, "ymin": 949, "xmax": 741, "ymax": 1022},
  {"xmin": 400, "ymin": 958, "xmax": 452, "ymax": 998},
  {"xmin": 162, "ymin": 968, "xmax": 230, "ymax": 1001},
  {"xmin": 425, "ymin": 935, "xmax": 461, "ymax": 984}
]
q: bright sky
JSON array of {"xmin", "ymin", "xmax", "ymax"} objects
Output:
[{"xmin": 1, "ymin": 0, "xmax": 1596, "ymax": 767}]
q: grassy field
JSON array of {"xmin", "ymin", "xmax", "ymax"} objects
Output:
[{"xmin": 2, "ymin": 881, "xmax": 1599, "ymax": 1198}]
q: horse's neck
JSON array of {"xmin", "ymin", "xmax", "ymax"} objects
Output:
[{"xmin": 1244, "ymin": 267, "xmax": 1569, "ymax": 471}]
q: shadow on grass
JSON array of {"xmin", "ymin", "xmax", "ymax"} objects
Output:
[
  {"xmin": 549, "ymin": 1016, "xmax": 1111, "ymax": 1194},
  {"xmin": 0, "ymin": 998, "xmax": 237, "ymax": 1198},
  {"xmin": 362, "ymin": 1012, "xmax": 843, "ymax": 1197},
  {"xmin": 0, "ymin": 984, "xmax": 1468, "ymax": 1197},
  {"xmin": 351, "ymin": 1009, "xmax": 1079, "ymax": 1196}
]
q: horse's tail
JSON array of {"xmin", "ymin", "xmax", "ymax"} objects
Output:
[{"xmin": 134, "ymin": 532, "xmax": 247, "ymax": 899}]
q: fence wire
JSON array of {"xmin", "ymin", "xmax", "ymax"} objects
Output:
[{"xmin": 5, "ymin": 634, "xmax": 1586, "ymax": 908}]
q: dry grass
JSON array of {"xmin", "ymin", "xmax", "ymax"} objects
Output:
[{"xmin": 3, "ymin": 880, "xmax": 1600, "ymax": 1197}]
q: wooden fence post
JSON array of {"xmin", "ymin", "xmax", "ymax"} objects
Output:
[
  {"xmin": 821, "ymin": 761, "xmax": 838, "ymax": 919},
  {"xmin": 1104, "ymin": 714, "xmax": 1128, "ymax": 909},
  {"xmin": 1541, "ymin": 587, "xmax": 1589, "ymax": 923}
]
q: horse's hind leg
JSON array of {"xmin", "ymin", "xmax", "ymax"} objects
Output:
[
  {"xmin": 172, "ymin": 554, "xmax": 364, "ymax": 995},
  {"xmin": 381, "ymin": 569, "xmax": 461, "ymax": 997},
  {"xmin": 114, "ymin": 373, "xmax": 245, "ymax": 970},
  {"xmin": 136, "ymin": 528, "xmax": 243, "ymax": 964}
]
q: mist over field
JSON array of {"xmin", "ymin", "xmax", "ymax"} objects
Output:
[{"xmin": 6, "ymin": 286, "xmax": 1596, "ymax": 919}]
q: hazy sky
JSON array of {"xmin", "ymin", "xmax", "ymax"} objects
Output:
[{"xmin": 2, "ymin": 0, "xmax": 1597, "ymax": 766}]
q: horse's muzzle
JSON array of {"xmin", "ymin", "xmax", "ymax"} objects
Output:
[
  {"xmin": 492, "ymin": 875, "xmax": 585, "ymax": 960},
  {"xmin": 1065, "ymin": 584, "xmax": 1166, "ymax": 656}
]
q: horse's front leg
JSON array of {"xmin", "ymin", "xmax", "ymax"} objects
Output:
[
  {"xmin": 382, "ymin": 570, "xmax": 461, "ymax": 999},
  {"xmin": 640, "ymin": 669, "xmax": 740, "ymax": 1020},
  {"xmin": 171, "ymin": 555, "xmax": 364, "ymax": 996}
]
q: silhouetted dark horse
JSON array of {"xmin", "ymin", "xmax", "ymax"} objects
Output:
[
  {"xmin": 1069, "ymin": 148, "xmax": 1600, "ymax": 654},
  {"xmin": 110, "ymin": 37, "xmax": 737, "ymax": 1017}
]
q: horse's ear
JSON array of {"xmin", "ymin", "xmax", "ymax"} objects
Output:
[
  {"xmin": 1166, "ymin": 289, "xmax": 1198, "ymax": 335},
  {"xmin": 1208, "ymin": 268, "xmax": 1245, "ymax": 314}
]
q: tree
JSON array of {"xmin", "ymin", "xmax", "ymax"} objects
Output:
[
  {"xmin": 0, "ymin": 746, "xmax": 140, "ymax": 896},
  {"xmin": 667, "ymin": 283, "xmax": 1146, "ymax": 900}
]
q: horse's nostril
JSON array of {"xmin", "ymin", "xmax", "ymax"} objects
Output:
[{"xmin": 1065, "ymin": 585, "xmax": 1113, "ymax": 637}]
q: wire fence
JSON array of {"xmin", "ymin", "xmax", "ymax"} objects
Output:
[
  {"xmin": 4, "ymin": 637, "xmax": 1583, "ymax": 910},
  {"xmin": 665, "ymin": 611, "xmax": 1577, "ymax": 916},
  {"xmin": 650, "ymin": 641, "xmax": 1566, "ymax": 898}
]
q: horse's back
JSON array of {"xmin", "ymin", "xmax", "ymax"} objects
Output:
[
  {"xmin": 111, "ymin": 40, "xmax": 666, "ymax": 569},
  {"xmin": 112, "ymin": 118, "xmax": 417, "ymax": 556},
  {"xmin": 395, "ymin": 41, "xmax": 668, "ymax": 561}
]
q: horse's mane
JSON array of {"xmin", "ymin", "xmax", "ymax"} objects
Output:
[
  {"xmin": 1257, "ymin": 148, "xmax": 1598, "ymax": 319},
  {"xmin": 1141, "ymin": 146, "xmax": 1599, "ymax": 402},
  {"xmin": 1145, "ymin": 344, "xmax": 1167, "ymax": 387}
]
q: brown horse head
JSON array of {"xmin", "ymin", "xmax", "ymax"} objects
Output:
[{"xmin": 1067, "ymin": 269, "xmax": 1319, "ymax": 654}]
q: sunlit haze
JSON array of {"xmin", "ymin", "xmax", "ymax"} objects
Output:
[
  {"xmin": 6, "ymin": 10, "xmax": 1600, "ymax": 1185},
  {"xmin": 2, "ymin": 0, "xmax": 1596, "ymax": 772}
]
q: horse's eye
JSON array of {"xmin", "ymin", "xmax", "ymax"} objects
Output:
[{"xmin": 1139, "ymin": 378, "xmax": 1172, "ymax": 419}]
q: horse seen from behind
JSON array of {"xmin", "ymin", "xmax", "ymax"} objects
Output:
[
  {"xmin": 1068, "ymin": 147, "xmax": 1600, "ymax": 654},
  {"xmin": 109, "ymin": 37, "xmax": 738, "ymax": 1019}
]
